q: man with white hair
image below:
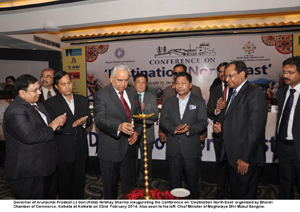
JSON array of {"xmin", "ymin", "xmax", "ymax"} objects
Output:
[{"xmin": 94, "ymin": 64, "xmax": 141, "ymax": 199}]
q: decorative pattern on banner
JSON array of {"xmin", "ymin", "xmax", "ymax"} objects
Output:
[
  {"xmin": 86, "ymin": 45, "xmax": 109, "ymax": 62},
  {"xmin": 261, "ymin": 34, "xmax": 293, "ymax": 54}
]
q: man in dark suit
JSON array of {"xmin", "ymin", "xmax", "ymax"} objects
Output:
[
  {"xmin": 44, "ymin": 71, "xmax": 93, "ymax": 199},
  {"xmin": 209, "ymin": 62, "xmax": 228, "ymax": 92},
  {"xmin": 276, "ymin": 56, "xmax": 300, "ymax": 199},
  {"xmin": 160, "ymin": 72, "xmax": 207, "ymax": 199},
  {"xmin": 207, "ymin": 62, "xmax": 231, "ymax": 199},
  {"xmin": 213, "ymin": 61, "xmax": 268, "ymax": 199},
  {"xmin": 133, "ymin": 73, "xmax": 159, "ymax": 187},
  {"xmin": 3, "ymin": 74, "xmax": 66, "ymax": 199},
  {"xmin": 159, "ymin": 63, "xmax": 203, "ymax": 142},
  {"xmin": 39, "ymin": 68, "xmax": 59, "ymax": 102},
  {"xmin": 94, "ymin": 64, "xmax": 142, "ymax": 199}
]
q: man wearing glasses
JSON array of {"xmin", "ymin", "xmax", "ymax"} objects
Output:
[
  {"xmin": 3, "ymin": 74, "xmax": 66, "ymax": 199},
  {"xmin": 213, "ymin": 61, "xmax": 268, "ymax": 199},
  {"xmin": 39, "ymin": 68, "xmax": 59, "ymax": 102},
  {"xmin": 207, "ymin": 62, "xmax": 231, "ymax": 199},
  {"xmin": 276, "ymin": 56, "xmax": 300, "ymax": 199}
]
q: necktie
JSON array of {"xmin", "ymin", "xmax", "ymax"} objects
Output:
[
  {"xmin": 47, "ymin": 90, "xmax": 52, "ymax": 99},
  {"xmin": 231, "ymin": 89, "xmax": 237, "ymax": 102},
  {"xmin": 138, "ymin": 94, "xmax": 142, "ymax": 104},
  {"xmin": 32, "ymin": 104, "xmax": 39, "ymax": 113},
  {"xmin": 223, "ymin": 84, "xmax": 227, "ymax": 102},
  {"xmin": 225, "ymin": 89, "xmax": 237, "ymax": 114},
  {"xmin": 119, "ymin": 91, "xmax": 131, "ymax": 122},
  {"xmin": 278, "ymin": 89, "xmax": 296, "ymax": 141}
]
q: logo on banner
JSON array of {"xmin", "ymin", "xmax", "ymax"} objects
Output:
[
  {"xmin": 71, "ymin": 57, "xmax": 77, "ymax": 64},
  {"xmin": 154, "ymin": 43, "xmax": 216, "ymax": 58},
  {"xmin": 115, "ymin": 48, "xmax": 125, "ymax": 59},
  {"xmin": 242, "ymin": 41, "xmax": 256, "ymax": 54},
  {"xmin": 65, "ymin": 48, "xmax": 82, "ymax": 56},
  {"xmin": 69, "ymin": 72, "xmax": 80, "ymax": 79},
  {"xmin": 68, "ymin": 65, "xmax": 80, "ymax": 70}
]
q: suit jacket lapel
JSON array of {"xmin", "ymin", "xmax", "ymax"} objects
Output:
[
  {"xmin": 293, "ymin": 90, "xmax": 300, "ymax": 129},
  {"xmin": 181, "ymin": 94, "xmax": 194, "ymax": 122},
  {"xmin": 37, "ymin": 102, "xmax": 51, "ymax": 124},
  {"xmin": 225, "ymin": 81, "xmax": 250, "ymax": 116},
  {"xmin": 127, "ymin": 88, "xmax": 135, "ymax": 119},
  {"xmin": 109, "ymin": 84, "xmax": 129, "ymax": 121},
  {"xmin": 74, "ymin": 94, "xmax": 81, "ymax": 118},
  {"xmin": 143, "ymin": 92, "xmax": 149, "ymax": 105},
  {"xmin": 56, "ymin": 93, "xmax": 75, "ymax": 120}
]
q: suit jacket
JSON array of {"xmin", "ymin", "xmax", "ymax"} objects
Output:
[
  {"xmin": 276, "ymin": 87, "xmax": 300, "ymax": 161},
  {"xmin": 38, "ymin": 86, "xmax": 59, "ymax": 102},
  {"xmin": 207, "ymin": 84, "xmax": 233, "ymax": 123},
  {"xmin": 94, "ymin": 84, "xmax": 142, "ymax": 162},
  {"xmin": 222, "ymin": 81, "xmax": 268, "ymax": 168},
  {"xmin": 44, "ymin": 93, "xmax": 93, "ymax": 163},
  {"xmin": 137, "ymin": 91, "xmax": 159, "ymax": 145},
  {"xmin": 207, "ymin": 84, "xmax": 232, "ymax": 162},
  {"xmin": 3, "ymin": 96, "xmax": 57, "ymax": 179},
  {"xmin": 160, "ymin": 93, "xmax": 207, "ymax": 159},
  {"xmin": 209, "ymin": 77, "xmax": 222, "ymax": 92}
]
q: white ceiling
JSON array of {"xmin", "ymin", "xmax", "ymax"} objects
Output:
[{"xmin": 0, "ymin": 0, "xmax": 299, "ymax": 50}]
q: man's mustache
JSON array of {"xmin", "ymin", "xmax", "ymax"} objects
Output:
[
  {"xmin": 283, "ymin": 78, "xmax": 290, "ymax": 81},
  {"xmin": 42, "ymin": 80, "xmax": 49, "ymax": 83}
]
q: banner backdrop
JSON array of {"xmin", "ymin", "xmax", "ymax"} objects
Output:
[
  {"xmin": 62, "ymin": 46, "xmax": 87, "ymax": 96},
  {"xmin": 85, "ymin": 33, "xmax": 293, "ymax": 162}
]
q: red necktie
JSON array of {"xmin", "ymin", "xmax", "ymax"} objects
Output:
[
  {"xmin": 32, "ymin": 105, "xmax": 40, "ymax": 113},
  {"xmin": 119, "ymin": 91, "xmax": 130, "ymax": 122},
  {"xmin": 223, "ymin": 85, "xmax": 227, "ymax": 102}
]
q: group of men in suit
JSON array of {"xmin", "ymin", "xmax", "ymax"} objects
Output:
[
  {"xmin": 3, "ymin": 56, "xmax": 300, "ymax": 200},
  {"xmin": 210, "ymin": 57, "xmax": 300, "ymax": 199},
  {"xmin": 3, "ymin": 70, "xmax": 92, "ymax": 199}
]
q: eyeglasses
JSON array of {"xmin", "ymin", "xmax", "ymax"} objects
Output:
[
  {"xmin": 173, "ymin": 72, "xmax": 179, "ymax": 76},
  {"xmin": 224, "ymin": 73, "xmax": 238, "ymax": 79},
  {"xmin": 282, "ymin": 71, "xmax": 297, "ymax": 76},
  {"xmin": 40, "ymin": 74, "xmax": 53, "ymax": 79},
  {"xmin": 26, "ymin": 87, "xmax": 41, "ymax": 93}
]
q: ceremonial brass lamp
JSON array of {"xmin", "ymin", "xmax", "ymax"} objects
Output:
[{"xmin": 133, "ymin": 113, "xmax": 154, "ymax": 200}]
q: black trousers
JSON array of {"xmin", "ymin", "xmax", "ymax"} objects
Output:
[
  {"xmin": 167, "ymin": 148, "xmax": 199, "ymax": 199},
  {"xmin": 213, "ymin": 134, "xmax": 229, "ymax": 196},
  {"xmin": 8, "ymin": 172, "xmax": 56, "ymax": 199},
  {"xmin": 228, "ymin": 162, "xmax": 261, "ymax": 199},
  {"xmin": 278, "ymin": 140, "xmax": 300, "ymax": 199},
  {"xmin": 99, "ymin": 144, "xmax": 136, "ymax": 199},
  {"xmin": 57, "ymin": 153, "xmax": 86, "ymax": 199}
]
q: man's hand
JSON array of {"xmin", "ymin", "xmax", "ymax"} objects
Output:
[
  {"xmin": 215, "ymin": 97, "xmax": 226, "ymax": 114},
  {"xmin": 175, "ymin": 124, "xmax": 189, "ymax": 134},
  {"xmin": 237, "ymin": 159, "xmax": 249, "ymax": 175},
  {"xmin": 213, "ymin": 122, "xmax": 221, "ymax": 133},
  {"xmin": 159, "ymin": 133, "xmax": 167, "ymax": 143},
  {"xmin": 118, "ymin": 122, "xmax": 134, "ymax": 135},
  {"xmin": 141, "ymin": 103, "xmax": 145, "ymax": 113},
  {"xmin": 72, "ymin": 116, "xmax": 88, "ymax": 128},
  {"xmin": 49, "ymin": 113, "xmax": 67, "ymax": 131},
  {"xmin": 128, "ymin": 131, "xmax": 138, "ymax": 145},
  {"xmin": 0, "ymin": 135, "xmax": 5, "ymax": 140}
]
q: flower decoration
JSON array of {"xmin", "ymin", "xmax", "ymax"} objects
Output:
[
  {"xmin": 158, "ymin": 104, "xmax": 162, "ymax": 113},
  {"xmin": 126, "ymin": 188, "xmax": 178, "ymax": 199}
]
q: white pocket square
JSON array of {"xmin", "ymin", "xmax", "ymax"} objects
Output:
[{"xmin": 189, "ymin": 105, "xmax": 196, "ymax": 110}]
